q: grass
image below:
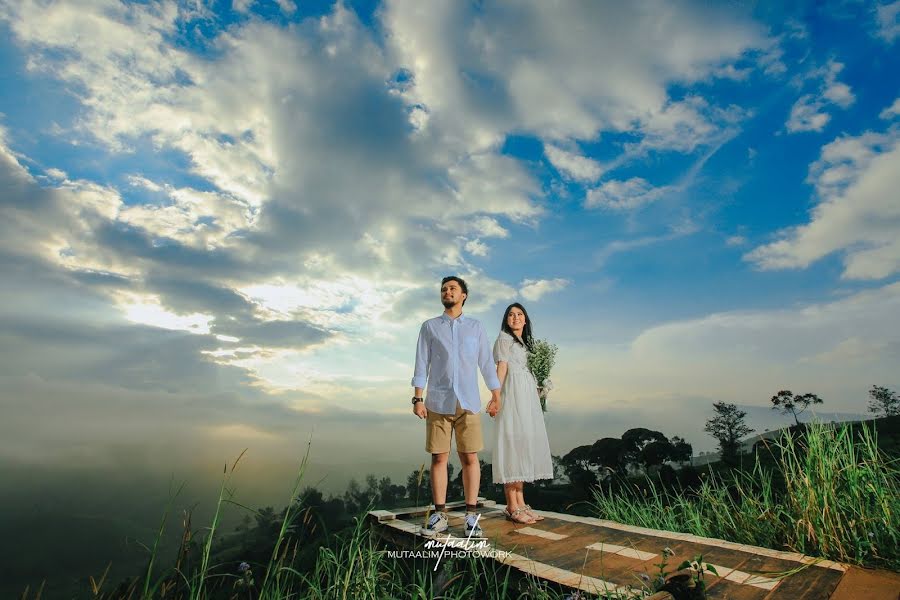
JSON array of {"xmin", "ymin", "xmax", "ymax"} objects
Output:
[
  {"xmin": 53, "ymin": 443, "xmax": 663, "ymax": 600},
  {"xmin": 592, "ymin": 421, "xmax": 900, "ymax": 570},
  {"xmin": 25, "ymin": 421, "xmax": 899, "ymax": 599}
]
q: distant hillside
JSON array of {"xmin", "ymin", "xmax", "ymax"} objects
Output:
[{"xmin": 691, "ymin": 414, "xmax": 899, "ymax": 466}]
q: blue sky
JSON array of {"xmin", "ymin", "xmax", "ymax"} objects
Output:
[{"xmin": 1, "ymin": 0, "xmax": 898, "ymax": 487}]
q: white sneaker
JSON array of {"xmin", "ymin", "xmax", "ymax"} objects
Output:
[
  {"xmin": 464, "ymin": 513, "xmax": 483, "ymax": 536},
  {"xmin": 422, "ymin": 511, "xmax": 449, "ymax": 536}
]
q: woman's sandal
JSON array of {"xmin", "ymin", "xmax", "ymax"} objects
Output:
[
  {"xmin": 505, "ymin": 507, "xmax": 536, "ymax": 524},
  {"xmin": 523, "ymin": 505, "xmax": 545, "ymax": 521}
]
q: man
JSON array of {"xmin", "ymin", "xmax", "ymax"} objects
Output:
[{"xmin": 411, "ymin": 275, "xmax": 501, "ymax": 536}]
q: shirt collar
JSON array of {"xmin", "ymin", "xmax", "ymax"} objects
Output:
[{"xmin": 440, "ymin": 312, "xmax": 465, "ymax": 323}]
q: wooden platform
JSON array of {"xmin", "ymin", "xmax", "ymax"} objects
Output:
[{"xmin": 368, "ymin": 499, "xmax": 900, "ymax": 599}]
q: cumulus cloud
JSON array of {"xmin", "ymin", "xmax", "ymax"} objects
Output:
[
  {"xmin": 746, "ymin": 127, "xmax": 900, "ymax": 279},
  {"xmin": 383, "ymin": 0, "xmax": 769, "ymax": 151},
  {"xmin": 544, "ymin": 144, "xmax": 603, "ymax": 182},
  {"xmin": 787, "ymin": 94, "xmax": 831, "ymax": 133},
  {"xmin": 555, "ymin": 281, "xmax": 900, "ymax": 422},
  {"xmin": 520, "ymin": 278, "xmax": 570, "ymax": 301},
  {"xmin": 786, "ymin": 60, "xmax": 855, "ymax": 134}
]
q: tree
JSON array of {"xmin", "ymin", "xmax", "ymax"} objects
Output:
[
  {"xmin": 704, "ymin": 401, "xmax": 754, "ymax": 466},
  {"xmin": 589, "ymin": 437, "xmax": 627, "ymax": 475},
  {"xmin": 405, "ymin": 466, "xmax": 431, "ymax": 504},
  {"xmin": 669, "ymin": 436, "xmax": 693, "ymax": 465},
  {"xmin": 770, "ymin": 390, "xmax": 823, "ymax": 426},
  {"xmin": 621, "ymin": 428, "xmax": 668, "ymax": 471},
  {"xmin": 640, "ymin": 439, "xmax": 676, "ymax": 471},
  {"xmin": 560, "ymin": 445, "xmax": 599, "ymax": 494},
  {"xmin": 868, "ymin": 385, "xmax": 900, "ymax": 417}
]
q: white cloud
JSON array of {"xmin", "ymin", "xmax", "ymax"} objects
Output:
[
  {"xmin": 464, "ymin": 238, "xmax": 489, "ymax": 257},
  {"xmin": 726, "ymin": 235, "xmax": 747, "ymax": 247},
  {"xmin": 520, "ymin": 278, "xmax": 570, "ymax": 301},
  {"xmin": 544, "ymin": 144, "xmax": 603, "ymax": 182},
  {"xmin": 276, "ymin": 0, "xmax": 297, "ymax": 15},
  {"xmin": 470, "ymin": 217, "xmax": 509, "ymax": 239},
  {"xmin": 786, "ymin": 60, "xmax": 855, "ymax": 134},
  {"xmin": 746, "ymin": 127, "xmax": 900, "ymax": 279},
  {"xmin": 787, "ymin": 95, "xmax": 831, "ymax": 133},
  {"xmin": 876, "ymin": 1, "xmax": 900, "ymax": 43},
  {"xmin": 585, "ymin": 177, "xmax": 671, "ymax": 211},
  {"xmin": 609, "ymin": 281, "xmax": 900, "ymax": 410},
  {"xmin": 880, "ymin": 97, "xmax": 900, "ymax": 119},
  {"xmin": 383, "ymin": 0, "xmax": 769, "ymax": 152}
]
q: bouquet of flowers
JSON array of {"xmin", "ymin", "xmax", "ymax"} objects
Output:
[{"xmin": 527, "ymin": 338, "xmax": 557, "ymax": 412}]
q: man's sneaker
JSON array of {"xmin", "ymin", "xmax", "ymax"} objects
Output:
[
  {"xmin": 422, "ymin": 511, "xmax": 449, "ymax": 536},
  {"xmin": 464, "ymin": 513, "xmax": 483, "ymax": 537}
]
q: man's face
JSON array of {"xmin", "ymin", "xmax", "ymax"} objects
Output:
[{"xmin": 441, "ymin": 280, "xmax": 466, "ymax": 308}]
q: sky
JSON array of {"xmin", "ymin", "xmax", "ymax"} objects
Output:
[{"xmin": 1, "ymin": 0, "xmax": 899, "ymax": 499}]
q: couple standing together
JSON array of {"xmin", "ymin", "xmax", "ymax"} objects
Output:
[{"xmin": 410, "ymin": 276, "xmax": 553, "ymax": 537}]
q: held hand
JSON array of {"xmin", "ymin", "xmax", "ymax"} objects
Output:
[
  {"xmin": 413, "ymin": 402, "xmax": 427, "ymax": 419},
  {"xmin": 487, "ymin": 398, "xmax": 500, "ymax": 418}
]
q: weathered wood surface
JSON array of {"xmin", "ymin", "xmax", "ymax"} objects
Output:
[{"xmin": 368, "ymin": 500, "xmax": 900, "ymax": 599}]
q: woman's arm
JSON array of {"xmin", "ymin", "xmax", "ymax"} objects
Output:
[
  {"xmin": 488, "ymin": 361, "xmax": 507, "ymax": 417},
  {"xmin": 496, "ymin": 360, "xmax": 508, "ymax": 387}
]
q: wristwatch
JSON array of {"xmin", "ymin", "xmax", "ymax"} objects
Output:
[{"xmin": 411, "ymin": 396, "xmax": 424, "ymax": 405}]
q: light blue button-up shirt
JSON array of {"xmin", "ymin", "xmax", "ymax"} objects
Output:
[{"xmin": 411, "ymin": 313, "xmax": 501, "ymax": 414}]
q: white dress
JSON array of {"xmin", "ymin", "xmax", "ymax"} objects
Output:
[{"xmin": 491, "ymin": 330, "xmax": 554, "ymax": 484}]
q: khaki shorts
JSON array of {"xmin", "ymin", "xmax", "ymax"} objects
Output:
[{"xmin": 425, "ymin": 402, "xmax": 483, "ymax": 454}]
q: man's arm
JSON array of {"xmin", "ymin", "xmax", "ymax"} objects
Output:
[{"xmin": 411, "ymin": 323, "xmax": 429, "ymax": 418}]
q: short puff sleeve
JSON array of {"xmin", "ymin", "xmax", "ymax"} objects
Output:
[{"xmin": 493, "ymin": 332, "xmax": 514, "ymax": 363}]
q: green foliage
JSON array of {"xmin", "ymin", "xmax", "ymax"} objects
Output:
[
  {"xmin": 593, "ymin": 422, "xmax": 900, "ymax": 570},
  {"xmin": 868, "ymin": 385, "xmax": 900, "ymax": 417},
  {"xmin": 704, "ymin": 401, "xmax": 753, "ymax": 466},
  {"xmin": 527, "ymin": 338, "xmax": 557, "ymax": 411},
  {"xmin": 770, "ymin": 390, "xmax": 824, "ymax": 426}
]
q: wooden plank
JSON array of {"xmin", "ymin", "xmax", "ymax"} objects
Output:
[
  {"xmin": 821, "ymin": 566, "xmax": 900, "ymax": 600},
  {"xmin": 370, "ymin": 505, "xmax": 896, "ymax": 600},
  {"xmin": 377, "ymin": 497, "xmax": 488, "ymax": 519},
  {"xmin": 763, "ymin": 565, "xmax": 843, "ymax": 600},
  {"xmin": 368, "ymin": 509, "xmax": 396, "ymax": 522},
  {"xmin": 705, "ymin": 580, "xmax": 771, "ymax": 600},
  {"xmin": 580, "ymin": 547, "xmax": 657, "ymax": 586}
]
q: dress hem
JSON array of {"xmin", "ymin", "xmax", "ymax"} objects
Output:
[{"xmin": 492, "ymin": 473, "xmax": 554, "ymax": 484}]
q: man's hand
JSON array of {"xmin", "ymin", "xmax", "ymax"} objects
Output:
[
  {"xmin": 487, "ymin": 389, "xmax": 501, "ymax": 417},
  {"xmin": 413, "ymin": 401, "xmax": 427, "ymax": 419},
  {"xmin": 487, "ymin": 398, "xmax": 500, "ymax": 418}
]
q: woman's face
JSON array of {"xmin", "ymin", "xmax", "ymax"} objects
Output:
[{"xmin": 507, "ymin": 307, "xmax": 526, "ymax": 331}]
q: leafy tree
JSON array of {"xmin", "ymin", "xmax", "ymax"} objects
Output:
[
  {"xmin": 621, "ymin": 428, "xmax": 668, "ymax": 471},
  {"xmin": 868, "ymin": 385, "xmax": 900, "ymax": 417},
  {"xmin": 405, "ymin": 467, "xmax": 431, "ymax": 505},
  {"xmin": 704, "ymin": 401, "xmax": 754, "ymax": 466},
  {"xmin": 590, "ymin": 437, "xmax": 627, "ymax": 475},
  {"xmin": 561, "ymin": 444, "xmax": 593, "ymax": 475},
  {"xmin": 669, "ymin": 436, "xmax": 693, "ymax": 465},
  {"xmin": 770, "ymin": 390, "xmax": 823, "ymax": 426},
  {"xmin": 640, "ymin": 439, "xmax": 676, "ymax": 471},
  {"xmin": 560, "ymin": 444, "xmax": 598, "ymax": 494}
]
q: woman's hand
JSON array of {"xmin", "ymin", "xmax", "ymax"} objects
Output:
[{"xmin": 487, "ymin": 398, "xmax": 501, "ymax": 417}]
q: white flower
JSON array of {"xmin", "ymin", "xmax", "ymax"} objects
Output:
[{"xmin": 542, "ymin": 378, "xmax": 554, "ymax": 391}]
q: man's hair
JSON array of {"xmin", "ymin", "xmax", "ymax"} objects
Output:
[{"xmin": 441, "ymin": 275, "xmax": 468, "ymax": 306}]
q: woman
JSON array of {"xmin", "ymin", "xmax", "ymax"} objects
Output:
[{"xmin": 487, "ymin": 303, "xmax": 554, "ymax": 524}]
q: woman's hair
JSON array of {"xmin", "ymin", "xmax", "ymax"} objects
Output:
[{"xmin": 500, "ymin": 302, "xmax": 534, "ymax": 350}]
